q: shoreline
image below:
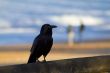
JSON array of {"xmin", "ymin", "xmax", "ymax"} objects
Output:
[{"xmin": 0, "ymin": 41, "xmax": 110, "ymax": 51}]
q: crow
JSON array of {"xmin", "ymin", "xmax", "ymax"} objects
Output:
[{"xmin": 27, "ymin": 24, "xmax": 57, "ymax": 63}]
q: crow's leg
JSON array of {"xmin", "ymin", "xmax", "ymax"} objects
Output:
[
  {"xmin": 36, "ymin": 58, "xmax": 40, "ymax": 62},
  {"xmin": 43, "ymin": 55, "xmax": 46, "ymax": 62}
]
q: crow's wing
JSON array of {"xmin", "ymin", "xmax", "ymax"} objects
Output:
[
  {"xmin": 30, "ymin": 35, "xmax": 40, "ymax": 53},
  {"xmin": 30, "ymin": 34, "xmax": 47, "ymax": 53}
]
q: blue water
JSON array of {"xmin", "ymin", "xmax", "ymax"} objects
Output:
[
  {"xmin": 0, "ymin": 0, "xmax": 110, "ymax": 45},
  {"xmin": 0, "ymin": 26, "xmax": 110, "ymax": 45}
]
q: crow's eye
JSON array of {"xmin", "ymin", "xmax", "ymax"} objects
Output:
[{"xmin": 47, "ymin": 26, "xmax": 51, "ymax": 29}]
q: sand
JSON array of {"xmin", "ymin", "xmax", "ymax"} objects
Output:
[{"xmin": 0, "ymin": 42, "xmax": 110, "ymax": 66}]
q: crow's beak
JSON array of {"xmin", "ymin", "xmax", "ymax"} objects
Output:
[{"xmin": 51, "ymin": 25, "xmax": 57, "ymax": 28}]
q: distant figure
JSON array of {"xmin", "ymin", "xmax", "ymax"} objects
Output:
[
  {"xmin": 28, "ymin": 24, "xmax": 57, "ymax": 63},
  {"xmin": 79, "ymin": 21, "xmax": 84, "ymax": 32},
  {"xmin": 67, "ymin": 25, "xmax": 74, "ymax": 46},
  {"xmin": 79, "ymin": 21, "xmax": 85, "ymax": 42}
]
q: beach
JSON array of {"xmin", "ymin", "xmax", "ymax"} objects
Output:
[{"xmin": 0, "ymin": 42, "xmax": 110, "ymax": 66}]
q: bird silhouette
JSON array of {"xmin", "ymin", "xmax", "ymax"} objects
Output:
[{"xmin": 27, "ymin": 24, "xmax": 57, "ymax": 63}]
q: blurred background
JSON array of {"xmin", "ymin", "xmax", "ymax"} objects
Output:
[{"xmin": 0, "ymin": 0, "xmax": 110, "ymax": 66}]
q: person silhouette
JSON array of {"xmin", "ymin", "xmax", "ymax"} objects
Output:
[
  {"xmin": 67, "ymin": 25, "xmax": 74, "ymax": 46},
  {"xmin": 79, "ymin": 20, "xmax": 85, "ymax": 42}
]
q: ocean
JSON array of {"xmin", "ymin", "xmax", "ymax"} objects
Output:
[{"xmin": 0, "ymin": 0, "xmax": 110, "ymax": 45}]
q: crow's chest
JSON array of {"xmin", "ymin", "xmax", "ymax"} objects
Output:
[{"xmin": 41, "ymin": 36, "xmax": 53, "ymax": 49}]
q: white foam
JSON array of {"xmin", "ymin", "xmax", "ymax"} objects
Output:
[{"xmin": 50, "ymin": 15, "xmax": 103, "ymax": 26}]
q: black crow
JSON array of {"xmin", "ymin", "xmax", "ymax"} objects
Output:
[{"xmin": 28, "ymin": 24, "xmax": 57, "ymax": 63}]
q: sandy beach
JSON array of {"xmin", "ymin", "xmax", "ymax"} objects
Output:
[{"xmin": 0, "ymin": 42, "xmax": 110, "ymax": 66}]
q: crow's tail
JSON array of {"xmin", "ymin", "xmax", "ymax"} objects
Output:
[{"xmin": 27, "ymin": 52, "xmax": 36, "ymax": 64}]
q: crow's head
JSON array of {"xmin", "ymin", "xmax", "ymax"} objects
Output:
[{"xmin": 40, "ymin": 24, "xmax": 57, "ymax": 35}]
